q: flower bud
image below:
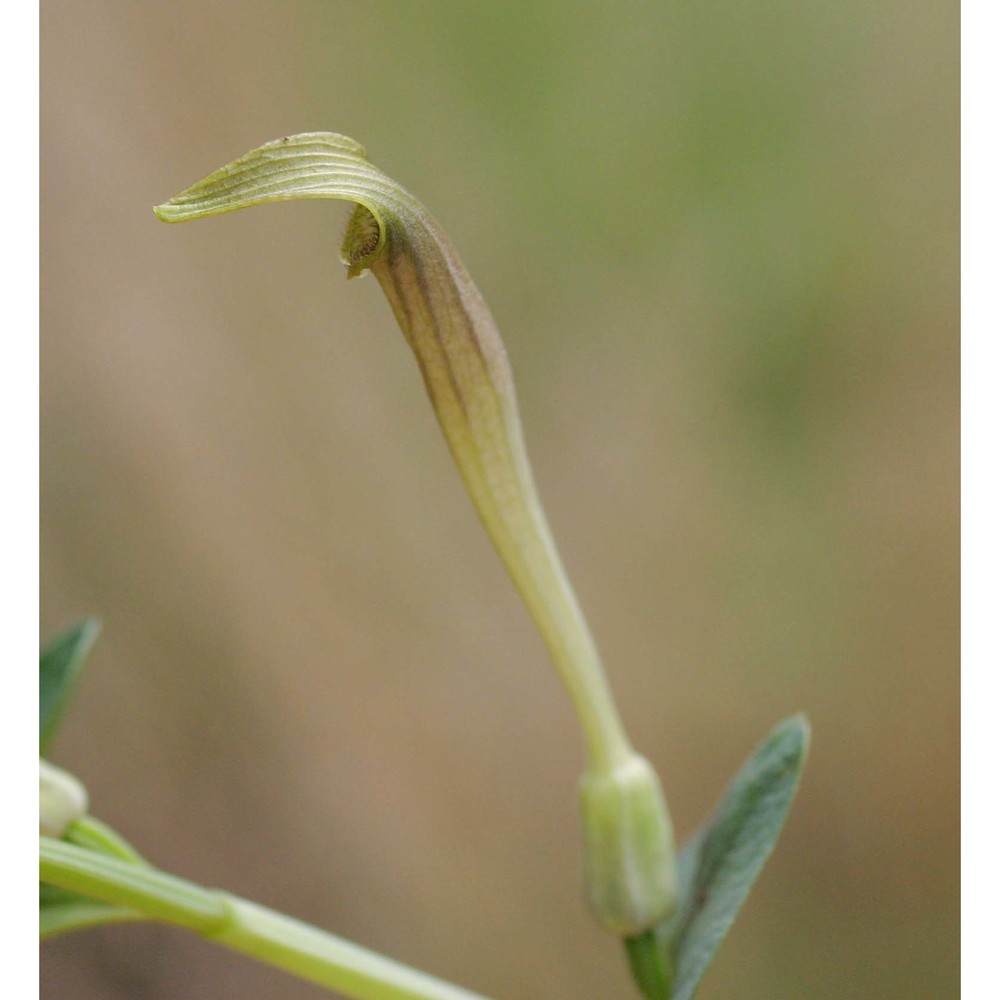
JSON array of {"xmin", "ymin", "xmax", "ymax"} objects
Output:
[
  {"xmin": 580, "ymin": 753, "xmax": 677, "ymax": 935},
  {"xmin": 40, "ymin": 759, "xmax": 88, "ymax": 838}
]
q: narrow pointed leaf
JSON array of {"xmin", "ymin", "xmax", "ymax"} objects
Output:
[
  {"xmin": 40, "ymin": 619, "xmax": 101, "ymax": 753},
  {"xmin": 65, "ymin": 815, "xmax": 147, "ymax": 864},
  {"xmin": 40, "ymin": 883, "xmax": 145, "ymax": 939},
  {"xmin": 664, "ymin": 715, "xmax": 810, "ymax": 1000}
]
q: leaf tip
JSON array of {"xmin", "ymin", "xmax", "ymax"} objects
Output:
[
  {"xmin": 70, "ymin": 617, "xmax": 104, "ymax": 657},
  {"xmin": 80, "ymin": 616, "xmax": 103, "ymax": 640},
  {"xmin": 153, "ymin": 202, "xmax": 181, "ymax": 224},
  {"xmin": 40, "ymin": 618, "xmax": 103, "ymax": 754},
  {"xmin": 775, "ymin": 712, "xmax": 812, "ymax": 765}
]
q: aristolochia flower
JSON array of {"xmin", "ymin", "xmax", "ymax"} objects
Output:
[{"xmin": 156, "ymin": 133, "xmax": 677, "ymax": 940}]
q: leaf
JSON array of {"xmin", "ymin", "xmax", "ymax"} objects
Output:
[
  {"xmin": 40, "ymin": 619, "xmax": 101, "ymax": 754},
  {"xmin": 40, "ymin": 883, "xmax": 144, "ymax": 939},
  {"xmin": 64, "ymin": 814, "xmax": 147, "ymax": 864},
  {"xmin": 664, "ymin": 715, "xmax": 810, "ymax": 1000}
]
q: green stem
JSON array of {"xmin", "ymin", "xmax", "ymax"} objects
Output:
[
  {"xmin": 624, "ymin": 930, "xmax": 673, "ymax": 1000},
  {"xmin": 41, "ymin": 837, "xmax": 225, "ymax": 930},
  {"xmin": 212, "ymin": 897, "xmax": 482, "ymax": 1000},
  {"xmin": 40, "ymin": 838, "xmax": 488, "ymax": 1000}
]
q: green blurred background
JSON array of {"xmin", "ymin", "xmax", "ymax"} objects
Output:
[{"xmin": 41, "ymin": 2, "xmax": 958, "ymax": 997}]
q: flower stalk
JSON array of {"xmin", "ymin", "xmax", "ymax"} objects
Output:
[{"xmin": 156, "ymin": 133, "xmax": 677, "ymax": 941}]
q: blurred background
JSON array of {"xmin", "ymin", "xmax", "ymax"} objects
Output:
[{"xmin": 40, "ymin": 2, "xmax": 957, "ymax": 997}]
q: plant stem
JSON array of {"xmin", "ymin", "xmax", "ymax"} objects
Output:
[
  {"xmin": 40, "ymin": 838, "xmax": 489, "ymax": 1000},
  {"xmin": 212, "ymin": 897, "xmax": 483, "ymax": 1000},
  {"xmin": 41, "ymin": 837, "xmax": 225, "ymax": 930}
]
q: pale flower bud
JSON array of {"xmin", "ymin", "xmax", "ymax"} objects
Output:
[{"xmin": 40, "ymin": 759, "xmax": 88, "ymax": 838}]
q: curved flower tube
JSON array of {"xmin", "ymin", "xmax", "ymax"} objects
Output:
[{"xmin": 156, "ymin": 133, "xmax": 676, "ymax": 940}]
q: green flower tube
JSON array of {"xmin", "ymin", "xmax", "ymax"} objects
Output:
[{"xmin": 156, "ymin": 133, "xmax": 677, "ymax": 938}]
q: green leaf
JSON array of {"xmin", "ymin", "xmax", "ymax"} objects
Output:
[
  {"xmin": 40, "ymin": 882, "xmax": 145, "ymax": 939},
  {"xmin": 64, "ymin": 815, "xmax": 147, "ymax": 864},
  {"xmin": 664, "ymin": 715, "xmax": 810, "ymax": 1000},
  {"xmin": 40, "ymin": 619, "xmax": 101, "ymax": 753}
]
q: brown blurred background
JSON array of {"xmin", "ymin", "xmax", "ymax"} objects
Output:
[{"xmin": 41, "ymin": 2, "xmax": 958, "ymax": 998}]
